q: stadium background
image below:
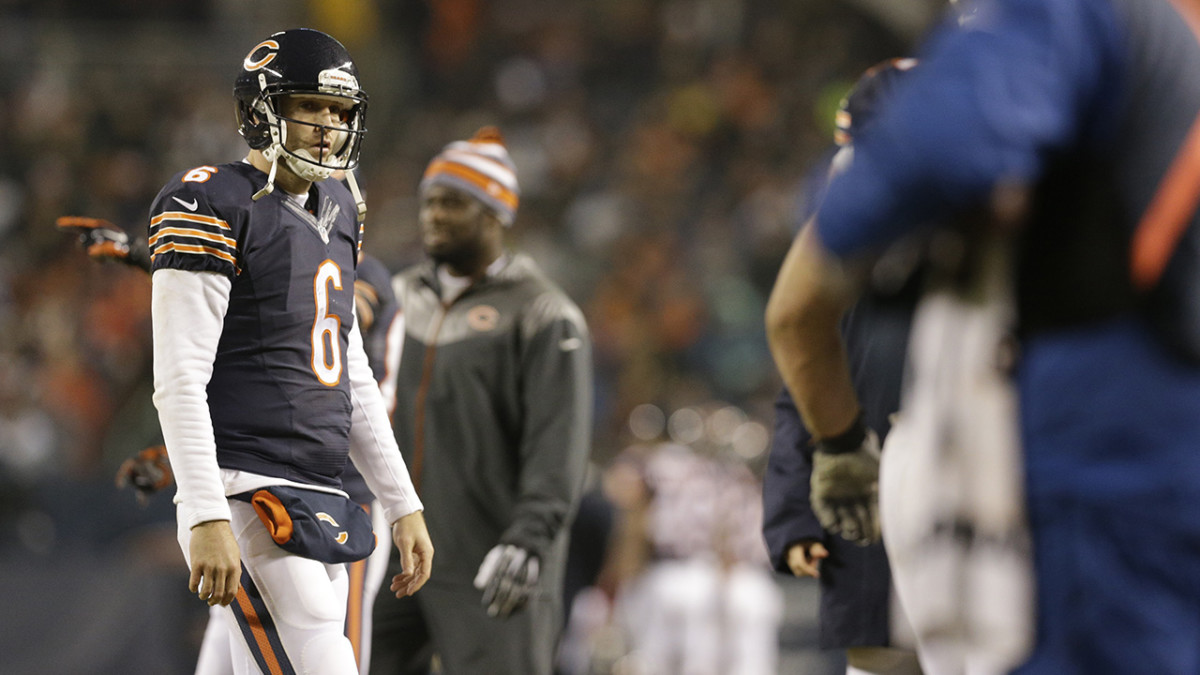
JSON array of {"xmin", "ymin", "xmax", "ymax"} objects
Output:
[{"xmin": 0, "ymin": 0, "xmax": 939, "ymax": 671}]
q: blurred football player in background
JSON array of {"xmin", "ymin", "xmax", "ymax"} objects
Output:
[
  {"xmin": 767, "ymin": 0, "xmax": 1200, "ymax": 671},
  {"xmin": 603, "ymin": 430, "xmax": 782, "ymax": 675},
  {"xmin": 763, "ymin": 59, "xmax": 925, "ymax": 675}
]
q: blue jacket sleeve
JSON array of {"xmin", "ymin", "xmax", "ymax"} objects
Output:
[
  {"xmin": 762, "ymin": 386, "xmax": 824, "ymax": 573},
  {"xmin": 816, "ymin": 0, "xmax": 1123, "ymax": 257}
]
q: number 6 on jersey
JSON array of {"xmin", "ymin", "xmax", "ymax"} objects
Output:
[{"xmin": 312, "ymin": 260, "xmax": 343, "ymax": 386}]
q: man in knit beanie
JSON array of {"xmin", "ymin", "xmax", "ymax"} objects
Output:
[
  {"xmin": 420, "ymin": 126, "xmax": 520, "ymax": 226},
  {"xmin": 369, "ymin": 127, "xmax": 593, "ymax": 675}
]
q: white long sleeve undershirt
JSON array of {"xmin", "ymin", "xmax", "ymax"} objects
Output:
[{"xmin": 151, "ymin": 268, "xmax": 233, "ymax": 530}]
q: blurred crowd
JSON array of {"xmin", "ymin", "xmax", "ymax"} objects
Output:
[{"xmin": 0, "ymin": 0, "xmax": 935, "ymax": 670}]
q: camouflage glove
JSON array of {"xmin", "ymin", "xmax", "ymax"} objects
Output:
[
  {"xmin": 472, "ymin": 544, "xmax": 540, "ymax": 618},
  {"xmin": 115, "ymin": 445, "xmax": 173, "ymax": 506},
  {"xmin": 811, "ymin": 416, "xmax": 882, "ymax": 544},
  {"xmin": 56, "ymin": 216, "xmax": 152, "ymax": 273}
]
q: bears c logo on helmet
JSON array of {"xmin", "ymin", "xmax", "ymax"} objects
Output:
[{"xmin": 243, "ymin": 39, "xmax": 279, "ymax": 72}]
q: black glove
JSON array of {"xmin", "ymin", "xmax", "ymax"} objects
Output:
[
  {"xmin": 811, "ymin": 416, "xmax": 882, "ymax": 545},
  {"xmin": 56, "ymin": 216, "xmax": 152, "ymax": 273},
  {"xmin": 472, "ymin": 544, "xmax": 540, "ymax": 618},
  {"xmin": 115, "ymin": 445, "xmax": 173, "ymax": 506}
]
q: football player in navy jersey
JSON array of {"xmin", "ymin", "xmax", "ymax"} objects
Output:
[
  {"xmin": 147, "ymin": 28, "xmax": 430, "ymax": 675},
  {"xmin": 60, "ymin": 210, "xmax": 404, "ymax": 675}
]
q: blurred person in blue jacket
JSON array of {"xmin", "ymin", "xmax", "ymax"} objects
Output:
[
  {"xmin": 762, "ymin": 58, "xmax": 925, "ymax": 675},
  {"xmin": 766, "ymin": 0, "xmax": 1200, "ymax": 672}
]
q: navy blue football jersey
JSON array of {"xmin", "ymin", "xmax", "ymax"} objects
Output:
[
  {"xmin": 354, "ymin": 253, "xmax": 398, "ymax": 383},
  {"xmin": 149, "ymin": 161, "xmax": 363, "ymax": 489}
]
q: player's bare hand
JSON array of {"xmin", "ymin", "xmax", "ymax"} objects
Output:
[
  {"xmin": 390, "ymin": 510, "xmax": 433, "ymax": 598},
  {"xmin": 786, "ymin": 540, "xmax": 828, "ymax": 578},
  {"xmin": 189, "ymin": 520, "xmax": 241, "ymax": 606}
]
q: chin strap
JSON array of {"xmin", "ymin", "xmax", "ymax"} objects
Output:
[
  {"xmin": 252, "ymin": 154, "xmax": 278, "ymax": 201},
  {"xmin": 342, "ymin": 168, "xmax": 368, "ymax": 223},
  {"xmin": 253, "ymin": 73, "xmax": 280, "ymax": 202}
]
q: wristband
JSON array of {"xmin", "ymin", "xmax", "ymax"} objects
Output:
[{"xmin": 815, "ymin": 412, "xmax": 867, "ymax": 454}]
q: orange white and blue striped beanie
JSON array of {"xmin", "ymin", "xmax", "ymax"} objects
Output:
[{"xmin": 420, "ymin": 126, "xmax": 520, "ymax": 226}]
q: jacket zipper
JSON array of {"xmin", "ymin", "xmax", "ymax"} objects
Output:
[{"xmin": 411, "ymin": 292, "xmax": 459, "ymax": 495}]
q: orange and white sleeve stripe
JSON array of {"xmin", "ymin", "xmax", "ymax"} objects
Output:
[{"xmin": 149, "ymin": 211, "xmax": 238, "ymax": 270}]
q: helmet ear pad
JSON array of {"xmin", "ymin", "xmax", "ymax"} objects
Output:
[{"xmin": 234, "ymin": 97, "xmax": 273, "ymax": 151}]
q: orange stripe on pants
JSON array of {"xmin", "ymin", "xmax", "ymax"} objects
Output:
[
  {"xmin": 347, "ymin": 557, "xmax": 366, "ymax": 666},
  {"xmin": 235, "ymin": 587, "xmax": 286, "ymax": 675}
]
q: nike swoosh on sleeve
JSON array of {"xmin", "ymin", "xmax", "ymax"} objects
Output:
[{"xmin": 172, "ymin": 196, "xmax": 199, "ymax": 211}]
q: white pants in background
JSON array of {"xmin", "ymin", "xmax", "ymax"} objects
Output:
[
  {"xmin": 879, "ymin": 284, "xmax": 1033, "ymax": 675},
  {"xmin": 618, "ymin": 558, "xmax": 783, "ymax": 675}
]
